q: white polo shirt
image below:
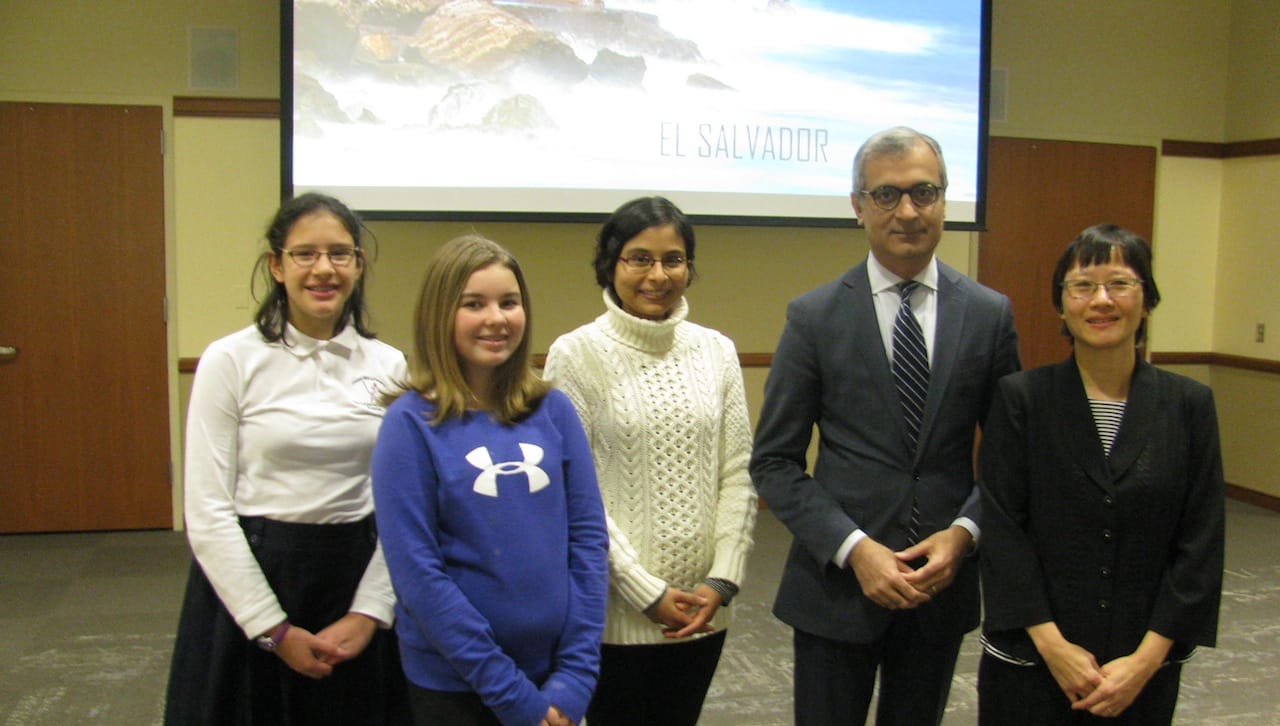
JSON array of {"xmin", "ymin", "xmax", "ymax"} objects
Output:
[{"xmin": 183, "ymin": 323, "xmax": 407, "ymax": 638}]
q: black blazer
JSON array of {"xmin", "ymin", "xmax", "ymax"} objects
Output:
[
  {"xmin": 979, "ymin": 357, "xmax": 1224, "ymax": 664},
  {"xmin": 751, "ymin": 259, "xmax": 1020, "ymax": 643}
]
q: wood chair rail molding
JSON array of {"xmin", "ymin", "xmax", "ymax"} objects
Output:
[
  {"xmin": 173, "ymin": 96, "xmax": 279, "ymax": 119},
  {"xmin": 1162, "ymin": 138, "xmax": 1280, "ymax": 159},
  {"xmin": 178, "ymin": 350, "xmax": 1280, "ymax": 513},
  {"xmin": 1148, "ymin": 352, "xmax": 1280, "ymax": 376}
]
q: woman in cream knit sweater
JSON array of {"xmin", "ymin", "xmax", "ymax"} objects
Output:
[{"xmin": 543, "ymin": 196, "xmax": 757, "ymax": 726}]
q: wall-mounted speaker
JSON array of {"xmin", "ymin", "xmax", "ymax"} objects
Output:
[
  {"xmin": 989, "ymin": 66, "xmax": 1008, "ymax": 123},
  {"xmin": 189, "ymin": 27, "xmax": 239, "ymax": 90}
]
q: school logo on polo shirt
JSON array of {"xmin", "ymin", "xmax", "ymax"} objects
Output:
[
  {"xmin": 353, "ymin": 376, "xmax": 387, "ymax": 411},
  {"xmin": 465, "ymin": 444, "xmax": 549, "ymax": 497}
]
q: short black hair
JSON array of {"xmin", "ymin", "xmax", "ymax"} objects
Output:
[
  {"xmin": 1052, "ymin": 223, "xmax": 1160, "ymax": 344},
  {"xmin": 592, "ymin": 196, "xmax": 698, "ymax": 290}
]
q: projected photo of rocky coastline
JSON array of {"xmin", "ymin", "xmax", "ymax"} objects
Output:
[{"xmin": 290, "ymin": 0, "xmax": 984, "ymax": 218}]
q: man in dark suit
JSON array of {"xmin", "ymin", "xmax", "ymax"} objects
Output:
[{"xmin": 750, "ymin": 126, "xmax": 1021, "ymax": 725}]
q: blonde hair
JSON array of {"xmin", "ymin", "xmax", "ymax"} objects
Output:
[{"xmin": 397, "ymin": 234, "xmax": 549, "ymax": 424}]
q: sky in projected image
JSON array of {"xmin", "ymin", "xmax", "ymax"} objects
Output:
[{"xmin": 291, "ymin": 0, "xmax": 985, "ymax": 221}]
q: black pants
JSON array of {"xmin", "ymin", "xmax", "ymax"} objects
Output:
[
  {"xmin": 586, "ymin": 629, "xmax": 728, "ymax": 726},
  {"xmin": 164, "ymin": 516, "xmax": 409, "ymax": 726},
  {"xmin": 408, "ymin": 687, "xmax": 503, "ymax": 726},
  {"xmin": 978, "ymin": 652, "xmax": 1182, "ymax": 725},
  {"xmin": 792, "ymin": 610, "xmax": 965, "ymax": 726}
]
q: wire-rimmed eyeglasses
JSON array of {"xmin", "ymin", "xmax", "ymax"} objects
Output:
[
  {"xmin": 1060, "ymin": 278, "xmax": 1143, "ymax": 301},
  {"xmin": 618, "ymin": 253, "xmax": 688, "ymax": 272},
  {"xmin": 282, "ymin": 247, "xmax": 361, "ymax": 268}
]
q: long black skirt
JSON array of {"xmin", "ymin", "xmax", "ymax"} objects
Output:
[{"xmin": 164, "ymin": 516, "xmax": 409, "ymax": 726}]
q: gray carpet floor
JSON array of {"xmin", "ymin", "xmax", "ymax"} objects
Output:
[
  {"xmin": 701, "ymin": 498, "xmax": 1280, "ymax": 725},
  {"xmin": 1, "ymin": 499, "xmax": 1276, "ymax": 724}
]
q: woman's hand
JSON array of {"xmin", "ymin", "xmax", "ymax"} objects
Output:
[
  {"xmin": 1072, "ymin": 631, "xmax": 1173, "ymax": 718},
  {"xmin": 314, "ymin": 612, "xmax": 380, "ymax": 665},
  {"xmin": 1027, "ymin": 622, "xmax": 1103, "ymax": 703},
  {"xmin": 663, "ymin": 583, "xmax": 723, "ymax": 639},
  {"xmin": 643, "ymin": 586, "xmax": 714, "ymax": 638}
]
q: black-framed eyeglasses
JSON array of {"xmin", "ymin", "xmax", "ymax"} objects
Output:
[
  {"xmin": 282, "ymin": 247, "xmax": 361, "ymax": 268},
  {"xmin": 858, "ymin": 182, "xmax": 944, "ymax": 211},
  {"xmin": 618, "ymin": 253, "xmax": 688, "ymax": 272},
  {"xmin": 1061, "ymin": 278, "xmax": 1143, "ymax": 301}
]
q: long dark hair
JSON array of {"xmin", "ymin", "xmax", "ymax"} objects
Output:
[{"xmin": 251, "ymin": 193, "xmax": 375, "ymax": 342}]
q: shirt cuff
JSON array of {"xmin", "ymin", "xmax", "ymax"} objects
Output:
[
  {"xmin": 702, "ymin": 577, "xmax": 739, "ymax": 606},
  {"xmin": 833, "ymin": 529, "xmax": 867, "ymax": 568},
  {"xmin": 952, "ymin": 517, "xmax": 980, "ymax": 554}
]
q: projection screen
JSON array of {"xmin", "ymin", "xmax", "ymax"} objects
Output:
[{"xmin": 284, "ymin": 0, "xmax": 991, "ymax": 227}]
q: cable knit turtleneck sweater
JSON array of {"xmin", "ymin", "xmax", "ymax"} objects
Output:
[{"xmin": 544, "ymin": 290, "xmax": 757, "ymax": 645}]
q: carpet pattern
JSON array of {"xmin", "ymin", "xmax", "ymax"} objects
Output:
[{"xmin": 1, "ymin": 501, "xmax": 1277, "ymax": 724}]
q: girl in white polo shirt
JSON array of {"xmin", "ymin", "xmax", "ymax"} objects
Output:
[{"xmin": 165, "ymin": 193, "xmax": 409, "ymax": 725}]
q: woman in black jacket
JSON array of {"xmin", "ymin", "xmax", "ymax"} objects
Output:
[{"xmin": 977, "ymin": 223, "xmax": 1224, "ymax": 724}]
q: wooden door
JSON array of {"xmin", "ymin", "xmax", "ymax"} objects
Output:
[
  {"xmin": 978, "ymin": 137, "xmax": 1156, "ymax": 370},
  {"xmin": 0, "ymin": 102, "xmax": 172, "ymax": 532}
]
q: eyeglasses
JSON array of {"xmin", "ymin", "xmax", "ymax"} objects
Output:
[
  {"xmin": 282, "ymin": 247, "xmax": 361, "ymax": 268},
  {"xmin": 618, "ymin": 253, "xmax": 688, "ymax": 272},
  {"xmin": 1061, "ymin": 278, "xmax": 1143, "ymax": 301},
  {"xmin": 858, "ymin": 182, "xmax": 944, "ymax": 211}
]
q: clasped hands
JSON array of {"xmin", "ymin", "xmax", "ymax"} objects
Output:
[
  {"xmin": 274, "ymin": 614, "xmax": 580, "ymax": 725},
  {"xmin": 1031, "ymin": 624, "xmax": 1171, "ymax": 719},
  {"xmin": 644, "ymin": 583, "xmax": 722, "ymax": 638},
  {"xmin": 848, "ymin": 525, "xmax": 971, "ymax": 610},
  {"xmin": 273, "ymin": 612, "xmax": 380, "ymax": 679}
]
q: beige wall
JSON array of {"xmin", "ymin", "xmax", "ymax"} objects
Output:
[
  {"xmin": 1209, "ymin": 367, "xmax": 1280, "ymax": 493},
  {"xmin": 990, "ymin": 1, "xmax": 1231, "ymax": 145},
  {"xmin": 0, "ymin": 1, "xmax": 279, "ymax": 99},
  {"xmin": 1226, "ymin": 0, "xmax": 1280, "ymax": 140},
  {"xmin": 993, "ymin": 0, "xmax": 1280, "ymax": 499},
  {"xmin": 1150, "ymin": 156, "xmax": 1222, "ymax": 352},
  {"xmin": 174, "ymin": 117, "xmax": 279, "ymax": 353},
  {"xmin": 1220, "ymin": 1, "xmax": 1280, "ymax": 497},
  {"xmin": 1215, "ymin": 155, "xmax": 1280, "ymax": 358},
  {"xmin": 4, "ymin": 0, "xmax": 1279, "ymax": 512}
]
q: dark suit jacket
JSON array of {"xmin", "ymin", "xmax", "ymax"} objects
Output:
[
  {"xmin": 750, "ymin": 259, "xmax": 1020, "ymax": 643},
  {"xmin": 979, "ymin": 357, "xmax": 1224, "ymax": 664}
]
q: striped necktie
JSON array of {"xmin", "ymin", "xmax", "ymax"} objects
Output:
[
  {"xmin": 892, "ymin": 280, "xmax": 929, "ymax": 450},
  {"xmin": 892, "ymin": 281, "xmax": 928, "ymax": 544}
]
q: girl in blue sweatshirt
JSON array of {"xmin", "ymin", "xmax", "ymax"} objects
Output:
[{"xmin": 372, "ymin": 234, "xmax": 608, "ymax": 726}]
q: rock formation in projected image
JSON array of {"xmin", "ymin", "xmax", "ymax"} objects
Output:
[{"xmin": 293, "ymin": 0, "xmax": 732, "ymax": 136}]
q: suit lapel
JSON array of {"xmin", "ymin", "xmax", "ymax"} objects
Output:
[
  {"xmin": 1107, "ymin": 358, "xmax": 1157, "ymax": 480},
  {"xmin": 1053, "ymin": 357, "xmax": 1114, "ymax": 491},
  {"xmin": 842, "ymin": 265, "xmax": 900, "ymax": 417},
  {"xmin": 916, "ymin": 264, "xmax": 966, "ymax": 455}
]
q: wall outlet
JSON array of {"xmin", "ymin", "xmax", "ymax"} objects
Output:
[{"xmin": 1257, "ymin": 323, "xmax": 1266, "ymax": 343}]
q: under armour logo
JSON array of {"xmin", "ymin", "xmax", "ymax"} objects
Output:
[{"xmin": 465, "ymin": 444, "xmax": 550, "ymax": 497}]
